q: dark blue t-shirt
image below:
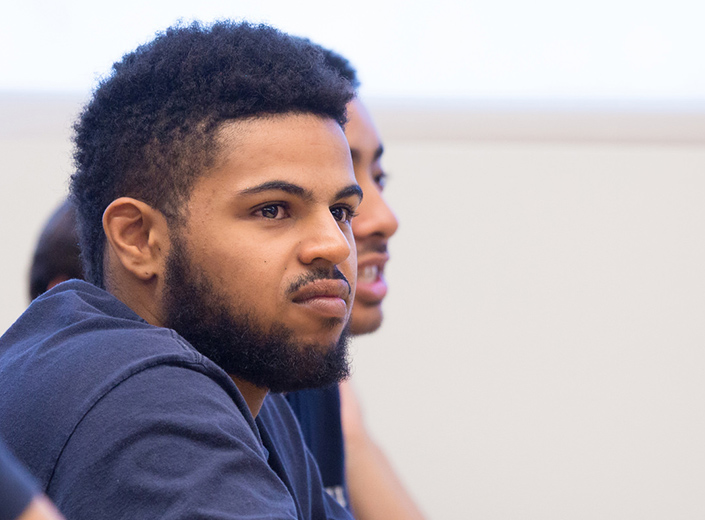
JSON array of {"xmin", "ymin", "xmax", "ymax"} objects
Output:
[
  {"xmin": 286, "ymin": 386, "xmax": 349, "ymax": 509},
  {"xmin": 0, "ymin": 438, "xmax": 38, "ymax": 520},
  {"xmin": 0, "ymin": 280, "xmax": 351, "ymax": 520}
]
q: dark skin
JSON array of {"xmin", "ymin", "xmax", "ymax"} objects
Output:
[{"xmin": 101, "ymin": 114, "xmax": 360, "ymax": 417}]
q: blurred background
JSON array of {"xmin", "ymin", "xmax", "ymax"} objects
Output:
[{"xmin": 2, "ymin": 1, "xmax": 705, "ymax": 518}]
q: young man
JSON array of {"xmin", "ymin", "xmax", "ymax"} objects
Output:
[
  {"xmin": 1, "ymin": 21, "xmax": 359, "ymax": 519},
  {"xmin": 285, "ymin": 52, "xmax": 425, "ymax": 520},
  {"xmin": 26, "ymin": 48, "xmax": 425, "ymax": 520}
]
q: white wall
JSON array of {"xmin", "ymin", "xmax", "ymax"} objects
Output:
[
  {"xmin": 2, "ymin": 93, "xmax": 705, "ymax": 519},
  {"xmin": 4, "ymin": 0, "xmax": 705, "ymax": 99},
  {"xmin": 0, "ymin": 93, "xmax": 83, "ymax": 316}
]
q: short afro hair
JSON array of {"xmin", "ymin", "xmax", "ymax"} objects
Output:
[
  {"xmin": 315, "ymin": 43, "xmax": 360, "ymax": 90},
  {"xmin": 70, "ymin": 21, "xmax": 355, "ymax": 288}
]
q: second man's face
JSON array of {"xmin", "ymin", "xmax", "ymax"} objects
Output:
[{"xmin": 345, "ymin": 99, "xmax": 399, "ymax": 335}]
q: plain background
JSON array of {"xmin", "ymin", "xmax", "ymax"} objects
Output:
[
  {"xmin": 3, "ymin": 0, "xmax": 705, "ymax": 99},
  {"xmin": 355, "ymin": 106, "xmax": 705, "ymax": 519}
]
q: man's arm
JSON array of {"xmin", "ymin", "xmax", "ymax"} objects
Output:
[
  {"xmin": 339, "ymin": 380, "xmax": 426, "ymax": 520},
  {"xmin": 17, "ymin": 496, "xmax": 65, "ymax": 520}
]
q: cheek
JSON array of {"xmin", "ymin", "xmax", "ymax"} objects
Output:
[
  {"xmin": 224, "ymin": 243, "xmax": 301, "ymax": 299},
  {"xmin": 196, "ymin": 242, "xmax": 272, "ymax": 290},
  {"xmin": 341, "ymin": 244, "xmax": 358, "ymax": 281}
]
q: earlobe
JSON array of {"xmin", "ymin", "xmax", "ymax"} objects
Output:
[{"xmin": 103, "ymin": 198, "xmax": 168, "ymax": 282}]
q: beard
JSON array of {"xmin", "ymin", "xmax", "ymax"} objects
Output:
[{"xmin": 162, "ymin": 234, "xmax": 351, "ymax": 393}]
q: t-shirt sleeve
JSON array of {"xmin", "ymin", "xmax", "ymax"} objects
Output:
[
  {"xmin": 47, "ymin": 364, "xmax": 298, "ymax": 520},
  {"xmin": 0, "ymin": 437, "xmax": 39, "ymax": 520}
]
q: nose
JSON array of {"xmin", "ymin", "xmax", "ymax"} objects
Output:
[
  {"xmin": 351, "ymin": 187, "xmax": 399, "ymax": 240},
  {"xmin": 298, "ymin": 210, "xmax": 354, "ymax": 267}
]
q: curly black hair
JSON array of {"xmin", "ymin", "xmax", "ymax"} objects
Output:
[
  {"xmin": 70, "ymin": 21, "xmax": 356, "ymax": 288},
  {"xmin": 314, "ymin": 43, "xmax": 360, "ymax": 90}
]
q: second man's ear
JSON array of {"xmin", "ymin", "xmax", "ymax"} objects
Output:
[{"xmin": 102, "ymin": 197, "xmax": 169, "ymax": 282}]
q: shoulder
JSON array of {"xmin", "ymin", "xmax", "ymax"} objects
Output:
[
  {"xmin": 0, "ymin": 281, "xmax": 230, "ymax": 491},
  {"xmin": 47, "ymin": 365, "xmax": 297, "ymax": 519}
]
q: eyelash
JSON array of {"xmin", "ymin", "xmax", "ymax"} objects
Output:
[
  {"xmin": 374, "ymin": 172, "xmax": 388, "ymax": 190},
  {"xmin": 257, "ymin": 203, "xmax": 289, "ymax": 220},
  {"xmin": 331, "ymin": 205, "xmax": 358, "ymax": 224},
  {"xmin": 254, "ymin": 203, "xmax": 358, "ymax": 223}
]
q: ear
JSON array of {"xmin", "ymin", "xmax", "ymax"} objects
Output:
[{"xmin": 102, "ymin": 197, "xmax": 169, "ymax": 283}]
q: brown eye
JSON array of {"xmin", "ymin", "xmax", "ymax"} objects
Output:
[
  {"xmin": 260, "ymin": 204, "xmax": 286, "ymax": 219},
  {"xmin": 261, "ymin": 205, "xmax": 278, "ymax": 218},
  {"xmin": 331, "ymin": 206, "xmax": 355, "ymax": 223}
]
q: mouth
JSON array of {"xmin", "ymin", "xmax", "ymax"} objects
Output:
[
  {"xmin": 358, "ymin": 264, "xmax": 381, "ymax": 284},
  {"xmin": 355, "ymin": 255, "xmax": 389, "ymax": 304},
  {"xmin": 291, "ymin": 279, "xmax": 351, "ymax": 319}
]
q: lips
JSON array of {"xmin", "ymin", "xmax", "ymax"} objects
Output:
[{"xmin": 291, "ymin": 279, "xmax": 351, "ymax": 319}]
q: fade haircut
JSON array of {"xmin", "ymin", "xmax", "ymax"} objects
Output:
[{"xmin": 71, "ymin": 21, "xmax": 355, "ymax": 287}]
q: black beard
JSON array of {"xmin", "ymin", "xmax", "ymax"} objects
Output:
[{"xmin": 162, "ymin": 234, "xmax": 350, "ymax": 393}]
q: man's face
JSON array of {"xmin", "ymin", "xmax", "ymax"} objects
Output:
[
  {"xmin": 346, "ymin": 99, "xmax": 399, "ymax": 335},
  {"xmin": 162, "ymin": 114, "xmax": 361, "ymax": 391}
]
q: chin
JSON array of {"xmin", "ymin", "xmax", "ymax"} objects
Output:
[
  {"xmin": 294, "ymin": 317, "xmax": 347, "ymax": 345},
  {"xmin": 350, "ymin": 305, "xmax": 383, "ymax": 336}
]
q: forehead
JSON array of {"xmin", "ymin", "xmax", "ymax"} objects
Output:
[
  {"xmin": 193, "ymin": 114, "xmax": 356, "ymax": 201},
  {"xmin": 345, "ymin": 99, "xmax": 382, "ymax": 157}
]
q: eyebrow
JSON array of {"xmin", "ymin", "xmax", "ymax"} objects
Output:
[
  {"xmin": 336, "ymin": 184, "xmax": 363, "ymax": 203},
  {"xmin": 238, "ymin": 180, "xmax": 362, "ymax": 203},
  {"xmin": 350, "ymin": 144, "xmax": 384, "ymax": 163},
  {"xmin": 239, "ymin": 181, "xmax": 313, "ymax": 201}
]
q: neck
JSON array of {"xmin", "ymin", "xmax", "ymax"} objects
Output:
[
  {"xmin": 105, "ymin": 267, "xmax": 164, "ymax": 327},
  {"xmin": 230, "ymin": 376, "xmax": 268, "ymax": 417}
]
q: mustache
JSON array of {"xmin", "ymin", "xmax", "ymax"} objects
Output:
[
  {"xmin": 357, "ymin": 241, "xmax": 388, "ymax": 255},
  {"xmin": 287, "ymin": 267, "xmax": 351, "ymax": 296}
]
